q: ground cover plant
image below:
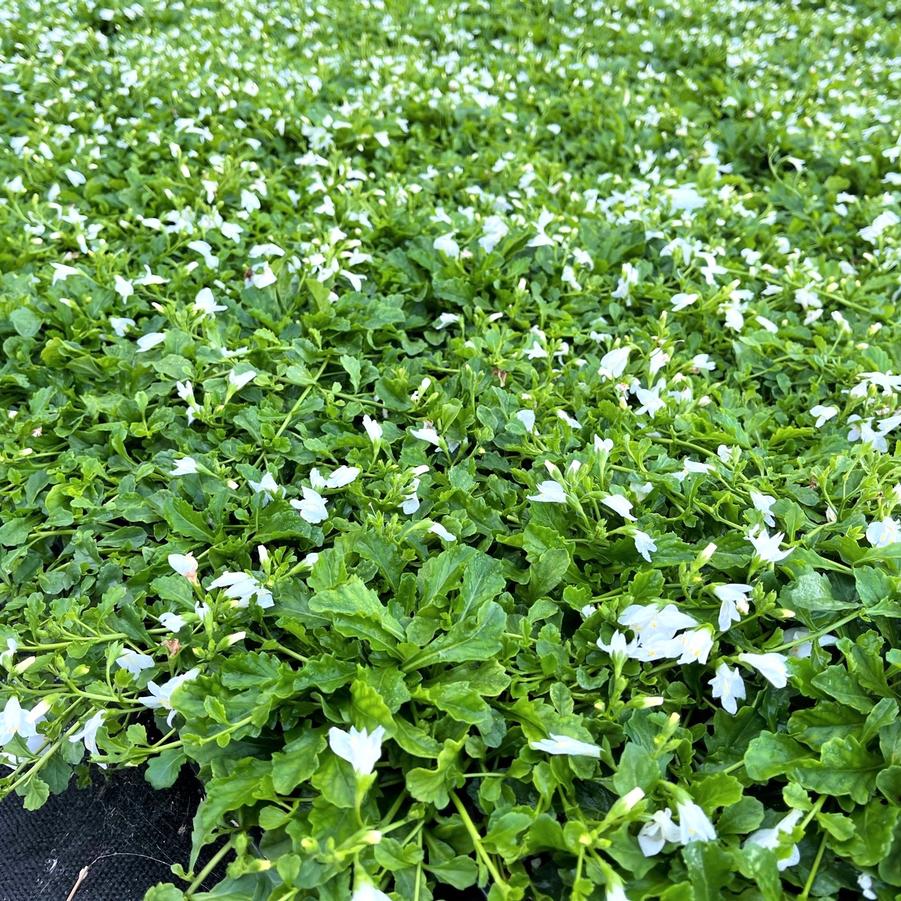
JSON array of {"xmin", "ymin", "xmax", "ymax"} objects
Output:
[{"xmin": 1, "ymin": 0, "xmax": 900, "ymax": 898}]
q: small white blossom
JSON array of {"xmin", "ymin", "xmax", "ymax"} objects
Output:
[
  {"xmin": 69, "ymin": 710, "xmax": 105, "ymax": 757},
  {"xmin": 751, "ymin": 492, "xmax": 776, "ymax": 527},
  {"xmin": 362, "ymin": 415, "xmax": 383, "ymax": 443},
  {"xmin": 116, "ymin": 649, "xmax": 154, "ymax": 678},
  {"xmin": 329, "ymin": 725, "xmax": 385, "ymax": 775},
  {"xmin": 110, "ymin": 317, "xmax": 135, "ymax": 336},
  {"xmin": 194, "ymin": 287, "xmax": 227, "ymax": 317},
  {"xmin": 291, "ymin": 487, "xmax": 329, "ymax": 524},
  {"xmin": 249, "ymin": 473, "xmax": 281, "ymax": 502},
  {"xmin": 428, "ymin": 522, "xmax": 456, "ymax": 542},
  {"xmin": 528, "ymin": 480, "xmax": 567, "ymax": 504},
  {"xmin": 159, "ymin": 611, "xmax": 186, "ymax": 633},
  {"xmin": 738, "ymin": 652, "xmax": 790, "ymax": 688},
  {"xmin": 747, "ymin": 529, "xmax": 792, "ymax": 563},
  {"xmin": 602, "ymin": 494, "xmax": 635, "ymax": 521},
  {"xmin": 713, "ymin": 584, "xmax": 752, "ymax": 632},
  {"xmin": 433, "ymin": 232, "xmax": 460, "ymax": 258},
  {"xmin": 709, "ymin": 663, "xmax": 746, "ymax": 714},
  {"xmin": 810, "ymin": 404, "xmax": 838, "ymax": 428},
  {"xmin": 530, "ymin": 734, "xmax": 601, "ymax": 758},
  {"xmin": 139, "ymin": 669, "xmax": 199, "ymax": 726},
  {"xmin": 599, "ymin": 347, "xmax": 631, "ymax": 380},
  {"xmin": 114, "ymin": 275, "xmax": 134, "ymax": 301},
  {"xmin": 677, "ymin": 800, "xmax": 717, "ymax": 844},
  {"xmin": 136, "ymin": 331, "xmax": 166, "ymax": 353},
  {"xmin": 866, "ymin": 517, "xmax": 899, "ymax": 548},
  {"xmin": 228, "ymin": 369, "xmax": 257, "ymax": 391},
  {"xmin": 633, "ymin": 530, "xmax": 657, "ymax": 562},
  {"xmin": 168, "ymin": 552, "xmax": 198, "ymax": 583},
  {"xmin": 170, "ymin": 457, "xmax": 198, "ymax": 477},
  {"xmin": 516, "ymin": 409, "xmax": 536, "ymax": 433},
  {"xmin": 745, "ymin": 809, "xmax": 803, "ymax": 871},
  {"xmin": 638, "ymin": 809, "xmax": 680, "ymax": 856}
]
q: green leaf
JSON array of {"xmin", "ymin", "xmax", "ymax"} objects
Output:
[
  {"xmin": 146, "ymin": 749, "xmax": 186, "ymax": 789},
  {"xmin": 271, "ymin": 730, "xmax": 327, "ymax": 794},
  {"xmin": 783, "ymin": 569, "xmax": 855, "ymax": 611},
  {"xmin": 744, "ymin": 733, "xmax": 811, "ymax": 781}
]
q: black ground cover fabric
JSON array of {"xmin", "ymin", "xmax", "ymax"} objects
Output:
[{"xmin": 0, "ymin": 768, "xmax": 215, "ymax": 901}]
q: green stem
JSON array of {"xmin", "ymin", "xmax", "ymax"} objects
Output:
[
  {"xmin": 185, "ymin": 839, "xmax": 234, "ymax": 896},
  {"xmin": 450, "ymin": 791, "xmax": 508, "ymax": 891},
  {"xmin": 800, "ymin": 831, "xmax": 827, "ymax": 899}
]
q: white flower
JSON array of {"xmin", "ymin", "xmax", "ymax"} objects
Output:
[
  {"xmin": 557, "ymin": 409, "xmax": 582, "ymax": 429},
  {"xmin": 168, "ymin": 552, "xmax": 198, "ymax": 583},
  {"xmin": 51, "ymin": 263, "xmax": 84, "ymax": 284},
  {"xmin": 594, "ymin": 436, "xmax": 614, "ymax": 454},
  {"xmin": 134, "ymin": 266, "xmax": 168, "ymax": 286},
  {"xmin": 69, "ymin": 710, "xmax": 105, "ymax": 757},
  {"xmin": 739, "ymin": 652, "xmax": 790, "ymax": 688},
  {"xmin": 858, "ymin": 874, "xmax": 877, "ymax": 900},
  {"xmin": 0, "ymin": 696, "xmax": 49, "ymax": 747},
  {"xmin": 159, "ymin": 611, "xmax": 186, "ymax": 632},
  {"xmin": 139, "ymin": 669, "xmax": 199, "ymax": 725},
  {"xmin": 291, "ymin": 487, "xmax": 329, "ymax": 524},
  {"xmin": 709, "ymin": 663, "xmax": 746, "ymax": 714},
  {"xmin": 328, "ymin": 725, "xmax": 385, "ymax": 775},
  {"xmin": 713, "ymin": 584, "xmax": 752, "ymax": 632},
  {"xmin": 859, "ymin": 210, "xmax": 899, "ymax": 243},
  {"xmin": 528, "ymin": 480, "xmax": 567, "ymax": 504},
  {"xmin": 634, "ymin": 383, "xmax": 666, "ymax": 418},
  {"xmin": 747, "ymin": 529, "xmax": 792, "ymax": 563},
  {"xmin": 116, "ymin": 649, "xmax": 154, "ymax": 678},
  {"xmin": 810, "ymin": 404, "xmax": 837, "ymax": 428},
  {"xmin": 783, "ymin": 627, "xmax": 838, "ymax": 659},
  {"xmin": 692, "ymin": 353, "xmax": 716, "ymax": 371},
  {"xmin": 410, "ymin": 425, "xmax": 441, "ymax": 446},
  {"xmin": 602, "ymin": 494, "xmax": 635, "ymax": 521},
  {"xmin": 433, "ymin": 312, "xmax": 460, "ymax": 331},
  {"xmin": 208, "ymin": 571, "xmax": 273, "ymax": 609},
  {"xmin": 674, "ymin": 629, "xmax": 713, "ymax": 665},
  {"xmin": 599, "ymin": 347, "xmax": 631, "ymax": 380},
  {"xmin": 530, "ymin": 734, "xmax": 601, "ymax": 758},
  {"xmin": 228, "ymin": 369, "xmax": 257, "ymax": 391},
  {"xmin": 638, "ymin": 809, "xmax": 680, "ymax": 856},
  {"xmin": 479, "ymin": 216, "xmax": 509, "ymax": 252},
  {"xmin": 524, "ymin": 340, "xmax": 548, "ymax": 360},
  {"xmin": 351, "ymin": 882, "xmax": 392, "ymax": 901},
  {"xmin": 428, "ymin": 522, "xmax": 456, "ymax": 542},
  {"xmin": 193, "ymin": 287, "xmax": 227, "ymax": 317},
  {"xmin": 618, "ymin": 604, "xmax": 697, "ymax": 641},
  {"xmin": 745, "ymin": 809, "xmax": 802, "ymax": 871},
  {"xmin": 670, "ymin": 292, "xmax": 698, "ymax": 311},
  {"xmin": 633, "ymin": 530, "xmax": 657, "ymax": 562},
  {"xmin": 114, "ymin": 275, "xmax": 134, "ymax": 301},
  {"xmin": 596, "ymin": 630, "xmax": 637, "ymax": 660},
  {"xmin": 170, "ymin": 457, "xmax": 198, "ymax": 476},
  {"xmin": 677, "ymin": 800, "xmax": 717, "ymax": 844},
  {"xmin": 516, "ymin": 410, "xmax": 536, "ymax": 434},
  {"xmin": 866, "ymin": 517, "xmax": 899, "ymax": 548},
  {"xmin": 249, "ymin": 472, "xmax": 281, "ymax": 502},
  {"xmin": 136, "ymin": 331, "xmax": 166, "ymax": 352},
  {"xmin": 248, "ymin": 263, "xmax": 276, "ymax": 288},
  {"xmin": 751, "ymin": 492, "xmax": 776, "ymax": 527},
  {"xmin": 324, "ymin": 466, "xmax": 359, "ymax": 488},
  {"xmin": 110, "ymin": 317, "xmax": 135, "ymax": 336},
  {"xmin": 433, "ymin": 232, "xmax": 460, "ymax": 258},
  {"xmin": 362, "ymin": 415, "xmax": 383, "ymax": 443}
]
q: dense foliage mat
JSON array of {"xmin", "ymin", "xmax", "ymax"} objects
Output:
[{"xmin": 1, "ymin": 0, "xmax": 900, "ymax": 898}]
